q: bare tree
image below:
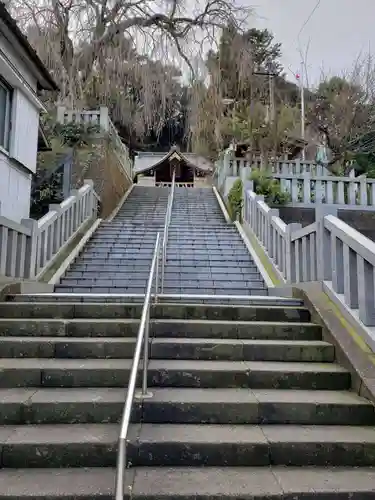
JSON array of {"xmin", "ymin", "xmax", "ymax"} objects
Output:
[
  {"xmin": 7, "ymin": 0, "xmax": 250, "ymax": 139},
  {"xmin": 308, "ymin": 54, "xmax": 375, "ymax": 172}
]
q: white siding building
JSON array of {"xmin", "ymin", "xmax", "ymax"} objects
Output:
[{"xmin": 0, "ymin": 4, "xmax": 57, "ymax": 222}]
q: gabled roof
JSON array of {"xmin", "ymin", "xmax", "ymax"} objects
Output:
[
  {"xmin": 0, "ymin": 2, "xmax": 58, "ymax": 91},
  {"xmin": 134, "ymin": 147, "xmax": 213, "ymax": 175}
]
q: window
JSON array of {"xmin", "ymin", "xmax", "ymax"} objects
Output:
[{"xmin": 0, "ymin": 79, "xmax": 12, "ymax": 151}]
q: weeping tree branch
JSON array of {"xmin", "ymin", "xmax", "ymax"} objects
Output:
[{"xmin": 6, "ymin": 0, "xmax": 250, "ymax": 141}]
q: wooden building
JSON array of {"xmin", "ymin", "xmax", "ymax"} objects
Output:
[{"xmin": 133, "ymin": 147, "xmax": 213, "ymax": 187}]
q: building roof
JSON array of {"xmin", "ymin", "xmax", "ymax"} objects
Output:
[
  {"xmin": 134, "ymin": 147, "xmax": 213, "ymax": 176},
  {"xmin": 0, "ymin": 2, "xmax": 58, "ymax": 91}
]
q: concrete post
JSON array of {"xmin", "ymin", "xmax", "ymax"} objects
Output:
[
  {"xmin": 242, "ymin": 181, "xmax": 253, "ymax": 223},
  {"xmin": 316, "ymin": 205, "xmax": 338, "ymax": 281},
  {"xmin": 358, "ymin": 255, "xmax": 375, "ymax": 326},
  {"xmin": 21, "ymin": 218, "xmax": 38, "ymax": 279},
  {"xmin": 99, "ymin": 107, "xmax": 109, "ymax": 131},
  {"xmin": 267, "ymin": 208, "xmax": 279, "ymax": 258},
  {"xmin": 84, "ymin": 179, "xmax": 95, "ymax": 217},
  {"xmin": 285, "ymin": 223, "xmax": 302, "ymax": 284},
  {"xmin": 48, "ymin": 204, "xmax": 62, "ymax": 258},
  {"xmin": 56, "ymin": 106, "xmax": 66, "ymax": 124},
  {"xmin": 343, "ymin": 244, "xmax": 359, "ymax": 309}
]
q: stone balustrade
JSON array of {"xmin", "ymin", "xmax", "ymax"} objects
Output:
[
  {"xmin": 244, "ymin": 188, "xmax": 375, "ymax": 328},
  {"xmin": 272, "ymin": 173, "xmax": 374, "ymax": 206},
  {"xmin": 232, "ymin": 157, "xmax": 331, "ymax": 177},
  {"xmin": 56, "ymin": 107, "xmax": 107, "ymax": 128},
  {"xmin": 0, "ymin": 180, "xmax": 98, "ymax": 280},
  {"xmin": 56, "ymin": 106, "xmax": 133, "ymax": 181}
]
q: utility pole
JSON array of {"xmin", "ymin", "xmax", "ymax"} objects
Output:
[{"xmin": 296, "ymin": 63, "xmax": 306, "ymax": 160}]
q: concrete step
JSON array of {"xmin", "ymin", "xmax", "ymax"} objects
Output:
[
  {"xmin": 159, "ymin": 287, "xmax": 268, "ymax": 296},
  {"xmin": 0, "ymin": 423, "xmax": 121, "ymax": 468},
  {"xmin": 0, "ymin": 387, "xmax": 372, "ymax": 426},
  {"xmin": 149, "ymin": 338, "xmax": 335, "ymax": 362},
  {"xmin": 0, "ymin": 318, "xmax": 321, "ymax": 341},
  {"xmin": 0, "ymin": 467, "xmax": 117, "ymax": 500},
  {"xmin": 63, "ymin": 270, "xmax": 263, "ymax": 280},
  {"xmin": 0, "ymin": 358, "xmax": 350, "ymax": 389},
  {"xmin": 2, "ymin": 466, "xmax": 375, "ymax": 499},
  {"xmin": 0, "ymin": 423, "xmax": 374, "ymax": 469},
  {"xmin": 141, "ymin": 321, "xmax": 317, "ymax": 341},
  {"xmin": 146, "ymin": 359, "xmax": 350, "ymax": 390},
  {"xmin": 141, "ymin": 388, "xmax": 375, "ymax": 426},
  {"xmin": 1, "ymin": 302, "xmax": 308, "ymax": 322},
  {"xmin": 131, "ymin": 423, "xmax": 375, "ymax": 467},
  {"xmin": 0, "ymin": 337, "xmax": 334, "ymax": 362},
  {"xmin": 56, "ymin": 281, "xmax": 267, "ymax": 294},
  {"xmin": 0, "ymin": 387, "xmax": 141, "ymax": 425},
  {"xmin": 54, "ymin": 285, "xmax": 148, "ymax": 294}
]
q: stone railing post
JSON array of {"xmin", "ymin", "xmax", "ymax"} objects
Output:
[
  {"xmin": 316, "ymin": 205, "xmax": 338, "ymax": 281},
  {"xmin": 21, "ymin": 218, "xmax": 38, "ymax": 279},
  {"xmin": 253, "ymin": 194, "xmax": 264, "ymax": 241},
  {"xmin": 49, "ymin": 204, "xmax": 62, "ymax": 254},
  {"xmin": 242, "ymin": 181, "xmax": 253, "ymax": 223},
  {"xmin": 56, "ymin": 105, "xmax": 66, "ymax": 124},
  {"xmin": 285, "ymin": 223, "xmax": 302, "ymax": 283},
  {"xmin": 99, "ymin": 107, "xmax": 109, "ymax": 131},
  {"xmin": 267, "ymin": 209, "xmax": 279, "ymax": 259},
  {"xmin": 83, "ymin": 179, "xmax": 95, "ymax": 217}
]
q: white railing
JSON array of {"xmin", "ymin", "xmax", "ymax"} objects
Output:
[
  {"xmin": 0, "ymin": 180, "xmax": 98, "ymax": 280},
  {"xmin": 56, "ymin": 107, "xmax": 105, "ymax": 127},
  {"xmin": 57, "ymin": 106, "xmax": 133, "ymax": 181},
  {"xmin": 244, "ymin": 190, "xmax": 315, "ymax": 283},
  {"xmin": 156, "ymin": 182, "xmax": 194, "ymax": 187},
  {"xmin": 231, "ymin": 158, "xmax": 331, "ymax": 177},
  {"xmin": 244, "ymin": 187, "xmax": 375, "ymax": 329},
  {"xmin": 323, "ymin": 216, "xmax": 375, "ymax": 327},
  {"xmin": 272, "ymin": 173, "xmax": 374, "ymax": 206}
]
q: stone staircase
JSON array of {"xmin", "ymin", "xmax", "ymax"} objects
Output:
[
  {"xmin": 55, "ymin": 186, "xmax": 267, "ymax": 297},
  {"xmin": 164, "ymin": 187, "xmax": 267, "ymax": 296},
  {"xmin": 55, "ymin": 186, "xmax": 169, "ymax": 294},
  {"xmin": 0, "ymin": 295, "xmax": 375, "ymax": 498}
]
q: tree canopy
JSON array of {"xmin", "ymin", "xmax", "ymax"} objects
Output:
[{"xmin": 6, "ymin": 0, "xmax": 375, "ymax": 169}]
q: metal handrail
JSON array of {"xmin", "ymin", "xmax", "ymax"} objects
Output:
[
  {"xmin": 160, "ymin": 169, "xmax": 176, "ymax": 293},
  {"xmin": 114, "ymin": 232, "xmax": 161, "ymax": 500}
]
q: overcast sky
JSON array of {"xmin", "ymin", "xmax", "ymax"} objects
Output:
[{"xmin": 251, "ymin": 0, "xmax": 375, "ymax": 88}]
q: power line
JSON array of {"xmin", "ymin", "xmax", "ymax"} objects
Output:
[{"xmin": 297, "ymin": 0, "xmax": 322, "ymax": 42}]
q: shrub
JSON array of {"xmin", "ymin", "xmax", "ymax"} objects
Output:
[
  {"xmin": 227, "ymin": 179, "xmax": 243, "ymax": 221},
  {"xmin": 250, "ymin": 169, "xmax": 290, "ymax": 206}
]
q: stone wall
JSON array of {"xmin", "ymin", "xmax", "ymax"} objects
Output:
[{"xmin": 72, "ymin": 137, "xmax": 132, "ymax": 219}]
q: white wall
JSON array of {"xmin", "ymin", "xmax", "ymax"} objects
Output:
[
  {"xmin": 0, "ymin": 153, "xmax": 32, "ymax": 222},
  {"xmin": 10, "ymin": 89, "xmax": 39, "ymax": 174},
  {"xmin": 0, "ymin": 33, "xmax": 41, "ymax": 222}
]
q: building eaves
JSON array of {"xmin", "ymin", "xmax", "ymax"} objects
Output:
[{"xmin": 0, "ymin": 2, "xmax": 58, "ymax": 91}]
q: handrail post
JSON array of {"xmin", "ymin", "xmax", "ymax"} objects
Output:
[{"xmin": 142, "ymin": 307, "xmax": 150, "ymax": 395}]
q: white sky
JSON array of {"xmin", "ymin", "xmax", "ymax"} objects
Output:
[{"xmin": 251, "ymin": 0, "xmax": 375, "ymax": 88}]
